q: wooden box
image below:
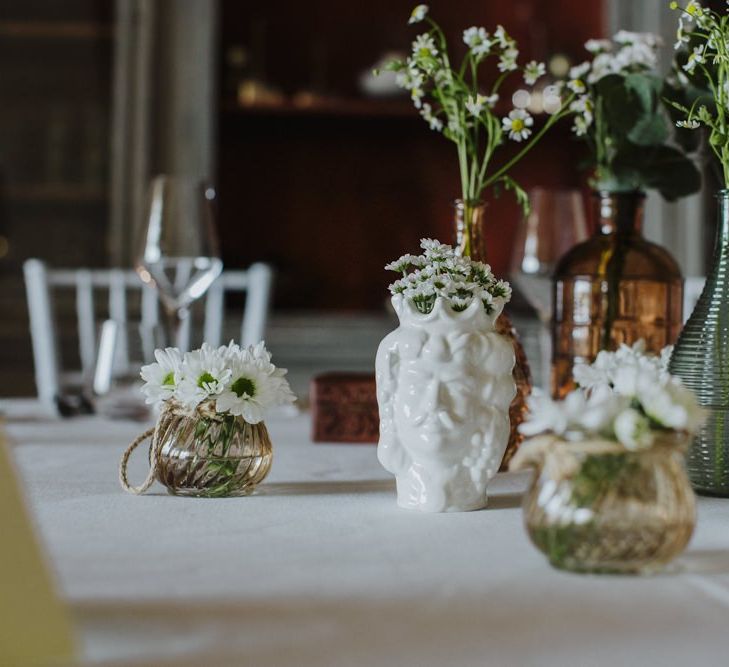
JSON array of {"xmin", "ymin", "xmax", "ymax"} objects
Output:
[{"xmin": 311, "ymin": 373, "xmax": 379, "ymax": 443}]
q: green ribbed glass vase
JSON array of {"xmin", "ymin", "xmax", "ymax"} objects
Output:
[{"xmin": 669, "ymin": 190, "xmax": 729, "ymax": 496}]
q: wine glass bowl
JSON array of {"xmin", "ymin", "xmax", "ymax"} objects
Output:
[
  {"xmin": 510, "ymin": 188, "xmax": 588, "ymax": 388},
  {"xmin": 136, "ymin": 175, "xmax": 223, "ymax": 349},
  {"xmin": 510, "ymin": 188, "xmax": 588, "ymax": 320}
]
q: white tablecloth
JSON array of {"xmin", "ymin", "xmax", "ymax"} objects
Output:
[{"xmin": 4, "ymin": 399, "xmax": 729, "ymax": 666}]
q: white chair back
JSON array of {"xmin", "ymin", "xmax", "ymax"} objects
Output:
[{"xmin": 23, "ymin": 259, "xmax": 273, "ymax": 409}]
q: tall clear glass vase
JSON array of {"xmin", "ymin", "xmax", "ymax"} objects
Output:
[
  {"xmin": 453, "ymin": 199, "xmax": 532, "ymax": 470},
  {"xmin": 670, "ymin": 190, "xmax": 729, "ymax": 496}
]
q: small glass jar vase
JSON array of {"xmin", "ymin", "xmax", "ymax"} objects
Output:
[
  {"xmin": 510, "ymin": 435, "xmax": 695, "ymax": 574},
  {"xmin": 155, "ymin": 409, "xmax": 272, "ymax": 497},
  {"xmin": 120, "ymin": 404, "xmax": 273, "ymax": 498}
]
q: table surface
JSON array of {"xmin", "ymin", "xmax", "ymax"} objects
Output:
[{"xmin": 4, "ymin": 398, "xmax": 729, "ymax": 667}]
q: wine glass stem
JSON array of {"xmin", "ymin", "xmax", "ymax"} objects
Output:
[{"xmin": 164, "ymin": 306, "xmax": 190, "ymax": 351}]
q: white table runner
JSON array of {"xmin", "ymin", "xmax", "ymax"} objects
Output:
[{"xmin": 4, "ymin": 400, "xmax": 729, "ymax": 666}]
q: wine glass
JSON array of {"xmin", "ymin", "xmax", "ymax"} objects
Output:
[
  {"xmin": 136, "ymin": 175, "xmax": 223, "ymax": 350},
  {"xmin": 510, "ymin": 188, "xmax": 588, "ymax": 388}
]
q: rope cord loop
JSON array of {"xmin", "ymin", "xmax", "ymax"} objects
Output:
[{"xmin": 119, "ymin": 424, "xmax": 161, "ymax": 495}]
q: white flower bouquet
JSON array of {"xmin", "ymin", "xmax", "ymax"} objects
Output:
[
  {"xmin": 565, "ymin": 29, "xmax": 700, "ymax": 198},
  {"xmin": 140, "ymin": 341, "xmax": 295, "ymax": 424},
  {"xmin": 511, "ymin": 341, "xmax": 703, "ymax": 574},
  {"xmin": 380, "ymin": 4, "xmax": 578, "ymax": 255},
  {"xmin": 121, "ymin": 341, "xmax": 295, "ymax": 497},
  {"xmin": 519, "ymin": 341, "xmax": 705, "ymax": 451},
  {"xmin": 386, "ymin": 238, "xmax": 511, "ymax": 316}
]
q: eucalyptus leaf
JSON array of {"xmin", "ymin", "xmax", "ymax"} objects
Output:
[
  {"xmin": 612, "ymin": 144, "xmax": 701, "ymax": 201},
  {"xmin": 628, "ymin": 113, "xmax": 668, "ymax": 146},
  {"xmin": 624, "ymin": 72, "xmax": 662, "ymax": 114},
  {"xmin": 597, "ymin": 74, "xmax": 641, "ymax": 140}
]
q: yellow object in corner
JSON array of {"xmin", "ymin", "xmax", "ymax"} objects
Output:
[{"xmin": 0, "ymin": 427, "xmax": 75, "ymax": 665}]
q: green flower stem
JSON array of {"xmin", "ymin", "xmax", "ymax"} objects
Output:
[
  {"xmin": 601, "ymin": 239, "xmax": 627, "ymax": 350},
  {"xmin": 392, "ymin": 10, "xmax": 583, "ymax": 254},
  {"xmin": 482, "ymin": 99, "xmax": 575, "ymax": 189},
  {"xmin": 680, "ymin": 4, "xmax": 729, "ymax": 187}
]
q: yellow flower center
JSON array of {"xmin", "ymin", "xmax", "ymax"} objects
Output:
[{"xmin": 511, "ymin": 118, "xmax": 524, "ymax": 132}]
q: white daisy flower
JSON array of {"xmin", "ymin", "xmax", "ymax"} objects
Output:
[
  {"xmin": 395, "ymin": 66, "xmax": 424, "ymax": 92},
  {"xmin": 420, "ymin": 103, "xmax": 443, "ymax": 131},
  {"xmin": 684, "ymin": 1, "xmax": 703, "ymax": 21},
  {"xmin": 674, "ymin": 23, "xmax": 690, "ymax": 51},
  {"xmin": 615, "ymin": 41, "xmax": 658, "ymax": 70},
  {"xmin": 587, "ymin": 52, "xmax": 620, "ymax": 83},
  {"xmin": 613, "ymin": 30, "xmax": 660, "ymax": 47},
  {"xmin": 385, "ymin": 253, "xmax": 426, "ymax": 273},
  {"xmin": 498, "ymin": 47, "xmax": 519, "ymax": 72},
  {"xmin": 494, "ymin": 25, "xmax": 510, "ymax": 48},
  {"xmin": 412, "ymin": 33, "xmax": 438, "ymax": 59},
  {"xmin": 420, "ymin": 237, "xmax": 451, "ymax": 255},
  {"xmin": 463, "ymin": 26, "xmax": 492, "ymax": 56},
  {"xmin": 524, "ymin": 60, "xmax": 546, "ymax": 85},
  {"xmin": 572, "ymin": 115, "xmax": 591, "ymax": 136},
  {"xmin": 569, "ymin": 61, "xmax": 591, "ymax": 79},
  {"xmin": 683, "ymin": 45, "xmax": 705, "ymax": 74},
  {"xmin": 411, "ymin": 87, "xmax": 425, "ymax": 108},
  {"xmin": 567, "ymin": 78, "xmax": 586, "ymax": 94},
  {"xmin": 408, "ymin": 4, "xmax": 428, "ymax": 25},
  {"xmin": 585, "ymin": 39, "xmax": 612, "ymax": 54},
  {"xmin": 613, "ymin": 408, "xmax": 654, "ymax": 450},
  {"xmin": 676, "ymin": 119, "xmax": 700, "ymax": 129},
  {"xmin": 465, "ymin": 94, "xmax": 489, "ymax": 117},
  {"xmin": 216, "ymin": 344, "xmax": 295, "ymax": 424},
  {"xmin": 140, "ymin": 347, "xmax": 183, "ymax": 406},
  {"xmin": 175, "ymin": 343, "xmax": 232, "ymax": 410},
  {"xmin": 502, "ymin": 108, "xmax": 533, "ymax": 141}
]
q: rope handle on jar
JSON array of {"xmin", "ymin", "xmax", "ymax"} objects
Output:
[{"xmin": 119, "ymin": 421, "xmax": 162, "ymax": 495}]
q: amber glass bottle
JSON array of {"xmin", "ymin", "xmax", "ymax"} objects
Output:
[{"xmin": 552, "ymin": 191, "xmax": 683, "ymax": 398}]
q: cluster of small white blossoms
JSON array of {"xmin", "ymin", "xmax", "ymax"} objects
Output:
[
  {"xmin": 385, "ymin": 238, "xmax": 511, "ymax": 315},
  {"xmin": 397, "ymin": 5, "xmax": 545, "ymax": 143},
  {"xmin": 140, "ymin": 341, "xmax": 295, "ymax": 424},
  {"xmin": 520, "ymin": 341, "xmax": 705, "ymax": 451},
  {"xmin": 670, "ymin": 2, "xmax": 729, "ymax": 131},
  {"xmin": 566, "ymin": 31, "xmax": 661, "ymax": 136}
]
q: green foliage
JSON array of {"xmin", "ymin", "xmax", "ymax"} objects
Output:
[
  {"xmin": 592, "ymin": 71, "xmax": 700, "ymax": 198},
  {"xmin": 669, "ymin": 2, "xmax": 729, "ymax": 186},
  {"xmin": 612, "ymin": 144, "xmax": 702, "ymax": 201},
  {"xmin": 571, "ymin": 453, "xmax": 633, "ymax": 507},
  {"xmin": 383, "ymin": 7, "xmax": 576, "ymax": 219}
]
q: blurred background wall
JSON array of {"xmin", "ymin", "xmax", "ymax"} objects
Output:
[{"xmin": 0, "ymin": 0, "xmax": 711, "ymax": 396}]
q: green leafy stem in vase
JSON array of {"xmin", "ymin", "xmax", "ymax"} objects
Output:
[
  {"xmin": 568, "ymin": 30, "xmax": 700, "ymax": 198},
  {"xmin": 668, "ymin": 1, "xmax": 729, "ymax": 187},
  {"xmin": 531, "ymin": 453, "xmax": 641, "ymax": 571},
  {"xmin": 379, "ymin": 5, "xmax": 578, "ymax": 254},
  {"xmin": 193, "ymin": 415, "xmax": 241, "ymax": 493}
]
